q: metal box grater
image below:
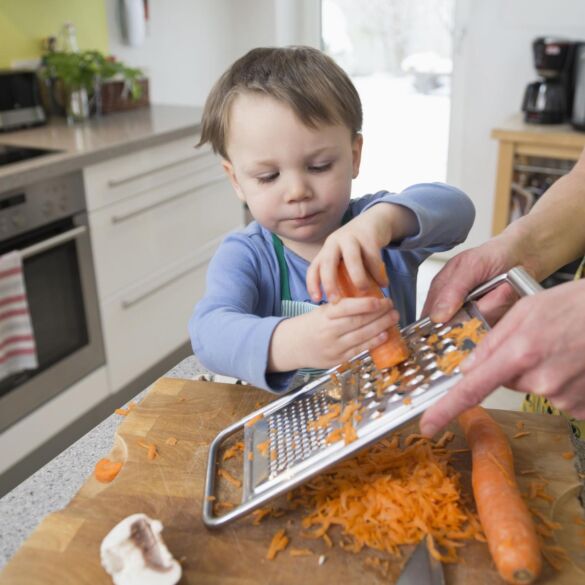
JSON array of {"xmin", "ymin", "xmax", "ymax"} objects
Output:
[{"xmin": 203, "ymin": 267, "xmax": 542, "ymax": 527}]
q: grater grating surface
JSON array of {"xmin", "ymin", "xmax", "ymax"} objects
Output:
[{"xmin": 203, "ymin": 267, "xmax": 543, "ymax": 528}]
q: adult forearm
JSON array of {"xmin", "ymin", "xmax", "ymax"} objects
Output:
[{"xmin": 504, "ymin": 153, "xmax": 585, "ymax": 279}]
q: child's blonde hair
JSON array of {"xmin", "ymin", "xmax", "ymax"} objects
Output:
[{"xmin": 198, "ymin": 46, "xmax": 363, "ymax": 159}]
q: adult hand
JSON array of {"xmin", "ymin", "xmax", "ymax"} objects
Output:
[
  {"xmin": 269, "ymin": 296, "xmax": 399, "ymax": 372},
  {"xmin": 306, "ymin": 203, "xmax": 417, "ymax": 303},
  {"xmin": 420, "ymin": 278, "xmax": 585, "ymax": 437},
  {"xmin": 421, "ymin": 228, "xmax": 541, "ymax": 325}
]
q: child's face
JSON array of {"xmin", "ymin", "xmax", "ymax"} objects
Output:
[{"xmin": 222, "ymin": 92, "xmax": 362, "ymax": 250}]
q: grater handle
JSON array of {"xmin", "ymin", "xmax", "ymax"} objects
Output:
[{"xmin": 465, "ymin": 266, "xmax": 543, "ymax": 302}]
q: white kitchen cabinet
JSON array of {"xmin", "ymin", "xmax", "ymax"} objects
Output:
[{"xmin": 84, "ymin": 135, "xmax": 242, "ymax": 393}]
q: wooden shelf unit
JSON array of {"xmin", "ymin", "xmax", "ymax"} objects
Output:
[{"xmin": 491, "ymin": 115, "xmax": 585, "ymax": 235}]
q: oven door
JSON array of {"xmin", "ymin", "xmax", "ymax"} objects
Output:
[{"xmin": 0, "ymin": 213, "xmax": 105, "ymax": 432}]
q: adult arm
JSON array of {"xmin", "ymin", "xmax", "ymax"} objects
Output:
[{"xmin": 423, "ymin": 147, "xmax": 585, "ymax": 323}]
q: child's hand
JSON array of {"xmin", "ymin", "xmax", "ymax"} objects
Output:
[
  {"xmin": 269, "ymin": 296, "xmax": 400, "ymax": 371},
  {"xmin": 306, "ymin": 203, "xmax": 417, "ymax": 302}
]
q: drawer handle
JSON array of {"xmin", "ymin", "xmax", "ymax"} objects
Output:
[
  {"xmin": 120, "ymin": 232, "xmax": 231, "ymax": 309},
  {"xmin": 107, "ymin": 150, "xmax": 214, "ymax": 188},
  {"xmin": 111, "ymin": 175, "xmax": 225, "ymax": 224}
]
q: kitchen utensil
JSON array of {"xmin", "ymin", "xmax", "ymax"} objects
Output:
[
  {"xmin": 396, "ymin": 541, "xmax": 445, "ymax": 585},
  {"xmin": 203, "ymin": 267, "xmax": 543, "ymax": 528}
]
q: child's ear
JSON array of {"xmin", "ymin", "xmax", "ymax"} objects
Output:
[
  {"xmin": 222, "ymin": 160, "xmax": 246, "ymax": 202},
  {"xmin": 351, "ymin": 134, "xmax": 364, "ymax": 179}
]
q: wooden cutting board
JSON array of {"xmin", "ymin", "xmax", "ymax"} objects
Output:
[{"xmin": 1, "ymin": 377, "xmax": 584, "ymax": 584}]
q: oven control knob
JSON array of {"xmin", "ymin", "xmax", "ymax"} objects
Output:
[
  {"xmin": 11, "ymin": 213, "xmax": 25, "ymax": 228},
  {"xmin": 41, "ymin": 201, "xmax": 54, "ymax": 217}
]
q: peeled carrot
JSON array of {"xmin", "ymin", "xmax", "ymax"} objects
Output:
[
  {"xmin": 336, "ymin": 260, "xmax": 409, "ymax": 369},
  {"xmin": 94, "ymin": 458, "xmax": 123, "ymax": 483},
  {"xmin": 458, "ymin": 407, "xmax": 541, "ymax": 584}
]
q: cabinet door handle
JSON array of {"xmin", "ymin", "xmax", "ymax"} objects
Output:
[
  {"xmin": 110, "ymin": 175, "xmax": 225, "ymax": 224},
  {"xmin": 107, "ymin": 150, "xmax": 214, "ymax": 188},
  {"xmin": 120, "ymin": 232, "xmax": 233, "ymax": 309}
]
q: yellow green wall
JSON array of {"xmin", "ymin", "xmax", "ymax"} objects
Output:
[{"xmin": 0, "ymin": 1, "xmax": 109, "ymax": 68}]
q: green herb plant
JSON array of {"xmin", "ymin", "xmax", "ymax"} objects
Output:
[{"xmin": 41, "ymin": 50, "xmax": 144, "ymax": 99}]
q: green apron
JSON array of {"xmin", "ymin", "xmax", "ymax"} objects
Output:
[
  {"xmin": 522, "ymin": 255, "xmax": 585, "ymax": 438},
  {"xmin": 270, "ymin": 209, "xmax": 353, "ymax": 386},
  {"xmin": 271, "ymin": 233, "xmax": 326, "ymax": 385}
]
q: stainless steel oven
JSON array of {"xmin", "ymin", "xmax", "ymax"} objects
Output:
[{"xmin": 0, "ymin": 171, "xmax": 105, "ymax": 431}]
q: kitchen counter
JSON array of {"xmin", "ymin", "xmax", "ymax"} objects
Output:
[
  {"xmin": 0, "ymin": 104, "xmax": 203, "ymax": 191},
  {"xmin": 0, "ymin": 355, "xmax": 211, "ymax": 570}
]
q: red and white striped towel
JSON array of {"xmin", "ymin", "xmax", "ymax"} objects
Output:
[{"xmin": 0, "ymin": 251, "xmax": 37, "ymax": 380}]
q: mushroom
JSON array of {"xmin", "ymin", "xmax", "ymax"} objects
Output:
[{"xmin": 100, "ymin": 513, "xmax": 181, "ymax": 585}]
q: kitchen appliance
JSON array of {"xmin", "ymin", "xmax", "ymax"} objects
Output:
[
  {"xmin": 571, "ymin": 43, "xmax": 585, "ymax": 130},
  {"xmin": 203, "ymin": 268, "xmax": 542, "ymax": 527},
  {"xmin": 522, "ymin": 37, "xmax": 577, "ymax": 124},
  {"xmin": 0, "ymin": 70, "xmax": 46, "ymax": 132},
  {"xmin": 0, "ymin": 144, "xmax": 58, "ymax": 166},
  {"xmin": 0, "ymin": 172, "xmax": 105, "ymax": 432}
]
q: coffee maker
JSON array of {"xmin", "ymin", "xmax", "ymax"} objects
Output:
[{"xmin": 522, "ymin": 37, "xmax": 577, "ymax": 124}]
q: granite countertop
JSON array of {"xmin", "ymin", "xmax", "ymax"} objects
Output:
[
  {"xmin": 0, "ymin": 355, "xmax": 213, "ymax": 570},
  {"xmin": 0, "ymin": 104, "xmax": 203, "ymax": 191}
]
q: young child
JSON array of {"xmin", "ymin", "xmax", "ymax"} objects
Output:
[{"xmin": 189, "ymin": 46, "xmax": 475, "ymax": 392}]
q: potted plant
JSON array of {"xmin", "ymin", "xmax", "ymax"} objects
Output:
[{"xmin": 40, "ymin": 50, "xmax": 144, "ymax": 122}]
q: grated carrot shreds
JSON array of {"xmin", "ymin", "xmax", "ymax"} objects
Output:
[
  {"xmin": 342, "ymin": 420, "xmax": 358, "ymax": 445},
  {"xmin": 437, "ymin": 350, "xmax": 467, "ymax": 374},
  {"xmin": 513, "ymin": 431, "xmax": 531, "ymax": 439},
  {"xmin": 435, "ymin": 431, "xmax": 455, "ymax": 449},
  {"xmin": 404, "ymin": 433, "xmax": 428, "ymax": 446},
  {"xmin": 445, "ymin": 318, "xmax": 486, "ymax": 345},
  {"xmin": 257, "ymin": 440, "xmax": 270, "ymax": 457},
  {"xmin": 307, "ymin": 404, "xmax": 342, "ymax": 431},
  {"xmin": 340, "ymin": 401, "xmax": 361, "ymax": 423},
  {"xmin": 248, "ymin": 451, "xmax": 254, "ymax": 461},
  {"xmin": 322, "ymin": 532, "xmax": 333, "ymax": 548},
  {"xmin": 137, "ymin": 440, "xmax": 158, "ymax": 460},
  {"xmin": 515, "ymin": 420, "xmax": 525, "ymax": 431},
  {"xmin": 267, "ymin": 529, "xmax": 289, "ymax": 560},
  {"xmin": 562, "ymin": 451, "xmax": 574, "ymax": 460},
  {"xmin": 222, "ymin": 441, "xmax": 244, "ymax": 461},
  {"xmin": 245, "ymin": 413, "xmax": 264, "ymax": 428},
  {"xmin": 252, "ymin": 507, "xmax": 272, "ymax": 525},
  {"xmin": 289, "ymin": 547, "xmax": 314, "ymax": 557},
  {"xmin": 165, "ymin": 437, "xmax": 178, "ymax": 446},
  {"xmin": 326, "ymin": 428, "xmax": 342, "ymax": 444},
  {"xmin": 214, "ymin": 501, "xmax": 235, "ymax": 512},
  {"xmin": 114, "ymin": 401, "xmax": 137, "ymax": 416},
  {"xmin": 289, "ymin": 439, "xmax": 483, "ymax": 563},
  {"xmin": 218, "ymin": 468, "xmax": 242, "ymax": 488}
]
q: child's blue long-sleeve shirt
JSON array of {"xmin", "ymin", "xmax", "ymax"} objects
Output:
[{"xmin": 189, "ymin": 183, "xmax": 475, "ymax": 392}]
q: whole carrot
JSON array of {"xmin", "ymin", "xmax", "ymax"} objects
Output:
[
  {"xmin": 458, "ymin": 407, "xmax": 541, "ymax": 584},
  {"xmin": 336, "ymin": 260, "xmax": 409, "ymax": 369}
]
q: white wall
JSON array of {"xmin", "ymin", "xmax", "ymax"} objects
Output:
[
  {"xmin": 105, "ymin": 0, "xmax": 234, "ymax": 106},
  {"xmin": 105, "ymin": 0, "xmax": 321, "ymax": 108},
  {"xmin": 448, "ymin": 0, "xmax": 585, "ymax": 249}
]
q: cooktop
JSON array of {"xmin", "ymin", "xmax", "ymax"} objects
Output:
[{"xmin": 0, "ymin": 144, "xmax": 60, "ymax": 167}]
